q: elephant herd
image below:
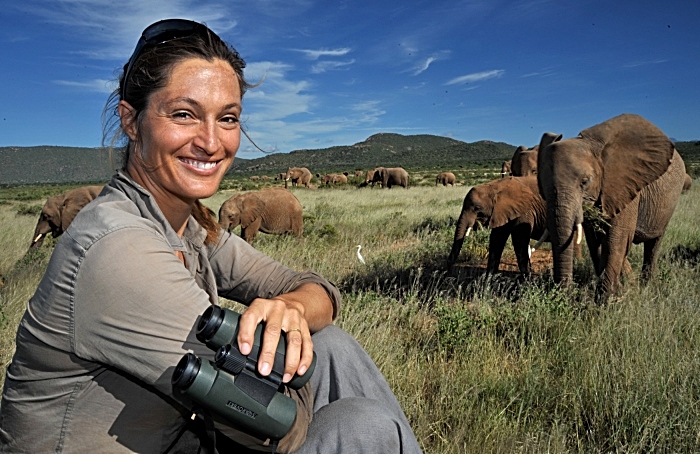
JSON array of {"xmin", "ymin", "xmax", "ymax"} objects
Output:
[
  {"xmin": 27, "ymin": 114, "xmax": 691, "ymax": 301},
  {"xmin": 449, "ymin": 113, "xmax": 692, "ymax": 301}
]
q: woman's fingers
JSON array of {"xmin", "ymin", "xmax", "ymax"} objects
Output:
[{"xmin": 238, "ymin": 298, "xmax": 312, "ymax": 381}]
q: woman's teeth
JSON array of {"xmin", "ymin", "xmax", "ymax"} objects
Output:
[{"xmin": 182, "ymin": 159, "xmax": 217, "ymax": 170}]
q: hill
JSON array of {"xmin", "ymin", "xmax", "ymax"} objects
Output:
[
  {"xmin": 228, "ymin": 133, "xmax": 515, "ymax": 174},
  {"xmin": 1, "ymin": 135, "xmax": 698, "ymax": 185}
]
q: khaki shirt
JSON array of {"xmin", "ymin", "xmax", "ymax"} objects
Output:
[{"xmin": 0, "ymin": 171, "xmax": 340, "ymax": 453}]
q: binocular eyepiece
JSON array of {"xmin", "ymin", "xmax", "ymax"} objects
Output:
[{"xmin": 172, "ymin": 305, "xmax": 316, "ymax": 441}]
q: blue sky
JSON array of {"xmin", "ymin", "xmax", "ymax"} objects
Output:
[{"xmin": 1, "ymin": 0, "xmax": 698, "ymax": 159}]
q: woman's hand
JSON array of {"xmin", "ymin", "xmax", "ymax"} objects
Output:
[{"xmin": 237, "ymin": 283, "xmax": 333, "ymax": 383}]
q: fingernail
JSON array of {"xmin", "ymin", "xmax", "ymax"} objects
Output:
[
  {"xmin": 298, "ymin": 365, "xmax": 307, "ymax": 376},
  {"xmin": 240, "ymin": 342, "xmax": 251, "ymax": 355},
  {"xmin": 283, "ymin": 373, "xmax": 292, "ymax": 383},
  {"xmin": 260, "ymin": 362, "xmax": 270, "ymax": 375}
]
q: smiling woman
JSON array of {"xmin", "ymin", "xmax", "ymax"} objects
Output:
[{"xmin": 0, "ymin": 18, "xmax": 422, "ymax": 454}]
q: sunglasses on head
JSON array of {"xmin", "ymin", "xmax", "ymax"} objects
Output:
[{"xmin": 121, "ymin": 19, "xmax": 211, "ymax": 100}]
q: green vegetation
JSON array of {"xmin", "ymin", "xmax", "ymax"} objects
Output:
[{"xmin": 2, "ymin": 171, "xmax": 699, "ymax": 453}]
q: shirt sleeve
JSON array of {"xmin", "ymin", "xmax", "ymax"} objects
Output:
[
  {"xmin": 71, "ymin": 224, "xmax": 215, "ymax": 395},
  {"xmin": 208, "ymin": 229, "xmax": 341, "ymax": 320}
]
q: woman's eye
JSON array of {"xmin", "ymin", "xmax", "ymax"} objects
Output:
[
  {"xmin": 172, "ymin": 111, "xmax": 192, "ymax": 120},
  {"xmin": 220, "ymin": 116, "xmax": 240, "ymax": 127}
]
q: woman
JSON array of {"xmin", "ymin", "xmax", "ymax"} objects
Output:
[{"xmin": 0, "ymin": 19, "xmax": 422, "ymax": 453}]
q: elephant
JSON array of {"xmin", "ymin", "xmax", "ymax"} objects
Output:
[
  {"xmin": 683, "ymin": 173, "xmax": 692, "ymax": 192},
  {"xmin": 510, "ymin": 144, "xmax": 539, "ymax": 177},
  {"xmin": 500, "ymin": 160, "xmax": 512, "ymax": 178},
  {"xmin": 436, "ymin": 171, "xmax": 456, "ymax": 186},
  {"xmin": 30, "ymin": 185, "xmax": 103, "ymax": 249},
  {"xmin": 274, "ymin": 172, "xmax": 286, "ymax": 181},
  {"xmin": 284, "ymin": 167, "xmax": 313, "ymax": 188},
  {"xmin": 447, "ymin": 176, "xmax": 547, "ymax": 276},
  {"xmin": 537, "ymin": 113, "xmax": 687, "ymax": 299},
  {"xmin": 218, "ymin": 187, "xmax": 303, "ymax": 243},
  {"xmin": 249, "ymin": 175, "xmax": 260, "ymax": 181},
  {"xmin": 371, "ymin": 167, "xmax": 410, "ymax": 189},
  {"xmin": 354, "ymin": 170, "xmax": 364, "ymax": 178},
  {"xmin": 321, "ymin": 174, "xmax": 348, "ymax": 185}
]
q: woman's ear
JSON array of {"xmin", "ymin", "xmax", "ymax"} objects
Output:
[{"xmin": 118, "ymin": 101, "xmax": 138, "ymax": 141}]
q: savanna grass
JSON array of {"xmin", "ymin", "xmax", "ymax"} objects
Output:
[{"xmin": 2, "ymin": 178, "xmax": 700, "ymax": 453}]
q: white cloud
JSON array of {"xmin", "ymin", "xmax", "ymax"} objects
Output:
[
  {"xmin": 54, "ymin": 79, "xmax": 117, "ymax": 94},
  {"xmin": 20, "ymin": 0, "xmax": 237, "ymax": 60},
  {"xmin": 411, "ymin": 50, "xmax": 450, "ymax": 75},
  {"xmin": 311, "ymin": 59, "xmax": 355, "ymax": 74},
  {"xmin": 293, "ymin": 48, "xmax": 352, "ymax": 60},
  {"xmin": 446, "ymin": 70, "xmax": 504, "ymax": 85}
]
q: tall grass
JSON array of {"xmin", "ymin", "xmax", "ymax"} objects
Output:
[{"xmin": 2, "ymin": 181, "xmax": 700, "ymax": 453}]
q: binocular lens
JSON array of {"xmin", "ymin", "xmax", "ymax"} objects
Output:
[
  {"xmin": 196, "ymin": 305, "xmax": 225, "ymax": 343},
  {"xmin": 172, "ymin": 353, "xmax": 201, "ymax": 391}
]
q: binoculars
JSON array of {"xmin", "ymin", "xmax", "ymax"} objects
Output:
[{"xmin": 172, "ymin": 305, "xmax": 316, "ymax": 441}]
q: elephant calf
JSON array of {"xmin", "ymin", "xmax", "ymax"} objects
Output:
[
  {"xmin": 218, "ymin": 187, "xmax": 303, "ymax": 243},
  {"xmin": 30, "ymin": 185, "xmax": 103, "ymax": 249},
  {"xmin": 447, "ymin": 176, "xmax": 547, "ymax": 276},
  {"xmin": 436, "ymin": 171, "xmax": 456, "ymax": 186}
]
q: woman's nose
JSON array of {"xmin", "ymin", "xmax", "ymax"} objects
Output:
[{"xmin": 194, "ymin": 120, "xmax": 221, "ymax": 154}]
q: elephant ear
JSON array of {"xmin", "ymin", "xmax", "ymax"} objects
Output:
[
  {"xmin": 240, "ymin": 194, "xmax": 264, "ymax": 228},
  {"xmin": 539, "ymin": 132, "xmax": 563, "ymax": 150},
  {"xmin": 61, "ymin": 200, "xmax": 83, "ymax": 231},
  {"xmin": 582, "ymin": 114, "xmax": 675, "ymax": 217},
  {"xmin": 489, "ymin": 179, "xmax": 535, "ymax": 229}
]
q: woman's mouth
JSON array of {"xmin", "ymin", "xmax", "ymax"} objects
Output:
[{"xmin": 180, "ymin": 158, "xmax": 219, "ymax": 171}]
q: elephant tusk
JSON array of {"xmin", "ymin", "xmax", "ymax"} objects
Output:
[
  {"xmin": 533, "ymin": 229, "xmax": 549, "ymax": 250},
  {"xmin": 466, "ymin": 227, "xmax": 472, "ymax": 237},
  {"xmin": 576, "ymin": 223, "xmax": 583, "ymax": 245},
  {"xmin": 33, "ymin": 233, "xmax": 43, "ymax": 243}
]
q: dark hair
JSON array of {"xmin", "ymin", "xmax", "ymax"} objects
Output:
[{"xmin": 102, "ymin": 20, "xmax": 248, "ymax": 244}]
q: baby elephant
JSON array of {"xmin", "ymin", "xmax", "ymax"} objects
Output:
[
  {"xmin": 447, "ymin": 176, "xmax": 547, "ymax": 276},
  {"xmin": 218, "ymin": 188, "xmax": 303, "ymax": 243}
]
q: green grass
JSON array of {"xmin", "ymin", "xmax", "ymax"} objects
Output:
[{"xmin": 2, "ymin": 176, "xmax": 700, "ymax": 453}]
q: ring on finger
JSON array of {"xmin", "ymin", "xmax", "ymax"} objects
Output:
[{"xmin": 286, "ymin": 328, "xmax": 302, "ymax": 334}]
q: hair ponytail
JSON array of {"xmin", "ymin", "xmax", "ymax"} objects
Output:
[{"xmin": 192, "ymin": 200, "xmax": 220, "ymax": 245}]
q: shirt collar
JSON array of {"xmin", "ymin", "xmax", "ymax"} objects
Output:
[{"xmin": 108, "ymin": 170, "xmax": 206, "ymax": 251}]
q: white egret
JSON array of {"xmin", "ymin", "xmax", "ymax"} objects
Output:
[{"xmin": 356, "ymin": 245, "xmax": 366, "ymax": 264}]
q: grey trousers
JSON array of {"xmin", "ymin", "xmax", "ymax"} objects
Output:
[{"xmin": 297, "ymin": 325, "xmax": 423, "ymax": 454}]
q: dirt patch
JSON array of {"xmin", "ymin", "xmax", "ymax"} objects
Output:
[{"xmin": 454, "ymin": 249, "xmax": 553, "ymax": 275}]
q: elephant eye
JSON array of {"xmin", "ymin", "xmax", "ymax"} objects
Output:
[{"xmin": 581, "ymin": 177, "xmax": 590, "ymax": 188}]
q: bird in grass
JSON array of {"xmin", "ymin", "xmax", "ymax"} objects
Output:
[{"xmin": 356, "ymin": 245, "xmax": 366, "ymax": 264}]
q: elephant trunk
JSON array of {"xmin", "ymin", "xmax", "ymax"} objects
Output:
[
  {"xmin": 548, "ymin": 200, "xmax": 584, "ymax": 284},
  {"xmin": 447, "ymin": 210, "xmax": 475, "ymax": 266},
  {"xmin": 30, "ymin": 222, "xmax": 51, "ymax": 249}
]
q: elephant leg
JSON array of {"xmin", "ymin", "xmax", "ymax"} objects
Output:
[
  {"xmin": 487, "ymin": 227, "xmax": 509, "ymax": 274},
  {"xmin": 641, "ymin": 236, "xmax": 663, "ymax": 283},
  {"xmin": 599, "ymin": 206, "xmax": 637, "ymax": 297},
  {"xmin": 242, "ymin": 218, "xmax": 263, "ymax": 243},
  {"xmin": 582, "ymin": 221, "xmax": 605, "ymax": 276},
  {"xmin": 511, "ymin": 224, "xmax": 532, "ymax": 276}
]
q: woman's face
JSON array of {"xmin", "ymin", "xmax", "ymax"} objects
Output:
[{"xmin": 124, "ymin": 57, "xmax": 241, "ymax": 205}]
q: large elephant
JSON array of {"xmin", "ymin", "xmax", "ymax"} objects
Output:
[
  {"xmin": 218, "ymin": 187, "xmax": 303, "ymax": 243},
  {"xmin": 436, "ymin": 171, "xmax": 456, "ymax": 186},
  {"xmin": 537, "ymin": 113, "xmax": 686, "ymax": 298},
  {"xmin": 371, "ymin": 167, "xmax": 410, "ymax": 189},
  {"xmin": 30, "ymin": 185, "xmax": 103, "ymax": 249},
  {"xmin": 500, "ymin": 160, "xmax": 512, "ymax": 178},
  {"xmin": 284, "ymin": 167, "xmax": 313, "ymax": 188},
  {"xmin": 447, "ymin": 176, "xmax": 547, "ymax": 276},
  {"xmin": 510, "ymin": 144, "xmax": 539, "ymax": 176}
]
